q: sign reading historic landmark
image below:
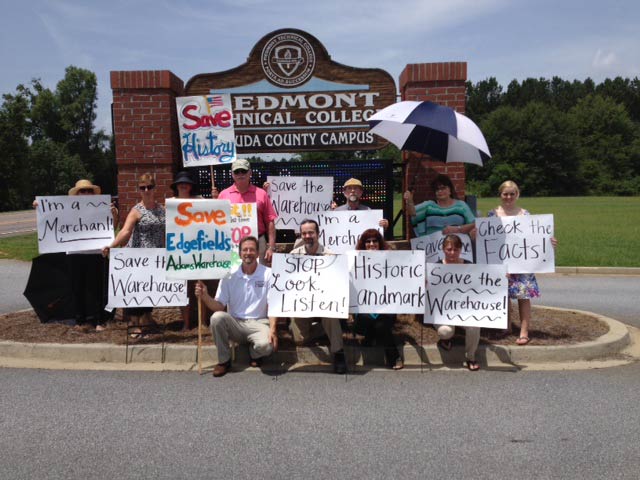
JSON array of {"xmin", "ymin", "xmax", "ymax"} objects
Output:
[{"xmin": 185, "ymin": 28, "xmax": 396, "ymax": 153}]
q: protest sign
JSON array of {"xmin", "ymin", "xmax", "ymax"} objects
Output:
[
  {"xmin": 348, "ymin": 250, "xmax": 425, "ymax": 314},
  {"xmin": 411, "ymin": 231, "xmax": 473, "ymax": 263},
  {"xmin": 106, "ymin": 248, "xmax": 187, "ymax": 309},
  {"xmin": 475, "ymin": 214, "xmax": 555, "ymax": 273},
  {"xmin": 35, "ymin": 195, "xmax": 114, "ymax": 254},
  {"xmin": 229, "ymin": 202, "xmax": 258, "ymax": 267},
  {"xmin": 176, "ymin": 94, "xmax": 236, "ymax": 167},
  {"xmin": 425, "ymin": 263, "xmax": 508, "ymax": 329},
  {"xmin": 267, "ymin": 176, "xmax": 333, "ymax": 229},
  {"xmin": 165, "ymin": 198, "xmax": 233, "ymax": 279},
  {"xmin": 316, "ymin": 210, "xmax": 383, "ymax": 253},
  {"xmin": 268, "ymin": 253, "xmax": 349, "ymax": 319}
]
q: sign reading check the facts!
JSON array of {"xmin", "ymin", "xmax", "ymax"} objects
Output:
[
  {"xmin": 35, "ymin": 195, "xmax": 115, "ymax": 254},
  {"xmin": 267, "ymin": 176, "xmax": 332, "ymax": 229},
  {"xmin": 349, "ymin": 250, "xmax": 425, "ymax": 314},
  {"xmin": 107, "ymin": 248, "xmax": 188, "ymax": 309},
  {"xmin": 165, "ymin": 198, "xmax": 233, "ymax": 279},
  {"xmin": 176, "ymin": 94, "xmax": 236, "ymax": 167},
  {"xmin": 475, "ymin": 214, "xmax": 555, "ymax": 273},
  {"xmin": 268, "ymin": 253, "xmax": 349, "ymax": 319},
  {"xmin": 425, "ymin": 263, "xmax": 508, "ymax": 330}
]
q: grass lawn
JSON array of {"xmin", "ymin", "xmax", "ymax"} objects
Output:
[{"xmin": 2, "ymin": 196, "xmax": 639, "ymax": 267}]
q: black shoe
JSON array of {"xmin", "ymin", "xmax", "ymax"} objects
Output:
[{"xmin": 333, "ymin": 351, "xmax": 347, "ymax": 374}]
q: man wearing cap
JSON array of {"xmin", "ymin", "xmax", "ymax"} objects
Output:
[
  {"xmin": 334, "ymin": 178, "xmax": 389, "ymax": 230},
  {"xmin": 212, "ymin": 159, "xmax": 277, "ymax": 264}
]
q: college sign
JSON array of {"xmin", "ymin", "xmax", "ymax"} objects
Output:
[{"xmin": 185, "ymin": 28, "xmax": 396, "ymax": 153}]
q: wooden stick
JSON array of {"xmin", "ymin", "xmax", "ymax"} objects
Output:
[
  {"xmin": 198, "ymin": 297, "xmax": 203, "ymax": 374},
  {"xmin": 210, "ymin": 165, "xmax": 215, "ymax": 197}
]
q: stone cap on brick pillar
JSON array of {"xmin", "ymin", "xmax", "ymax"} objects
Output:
[
  {"xmin": 110, "ymin": 70, "xmax": 184, "ymax": 95},
  {"xmin": 399, "ymin": 62, "xmax": 467, "ymax": 88}
]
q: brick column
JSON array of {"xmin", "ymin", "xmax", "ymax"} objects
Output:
[
  {"xmin": 398, "ymin": 62, "xmax": 467, "ymax": 237},
  {"xmin": 110, "ymin": 70, "xmax": 184, "ymax": 223}
]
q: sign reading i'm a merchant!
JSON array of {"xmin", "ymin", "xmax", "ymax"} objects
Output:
[{"xmin": 184, "ymin": 28, "xmax": 396, "ymax": 153}]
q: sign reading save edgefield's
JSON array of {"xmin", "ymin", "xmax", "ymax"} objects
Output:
[
  {"xmin": 165, "ymin": 199, "xmax": 233, "ymax": 280},
  {"xmin": 184, "ymin": 28, "xmax": 396, "ymax": 153}
]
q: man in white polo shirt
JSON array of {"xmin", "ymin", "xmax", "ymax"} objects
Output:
[{"xmin": 195, "ymin": 236, "xmax": 278, "ymax": 377}]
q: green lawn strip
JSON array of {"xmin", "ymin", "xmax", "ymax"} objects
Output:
[{"xmin": 0, "ymin": 233, "xmax": 39, "ymax": 262}]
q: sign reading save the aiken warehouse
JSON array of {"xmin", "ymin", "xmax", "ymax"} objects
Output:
[{"xmin": 184, "ymin": 28, "xmax": 396, "ymax": 153}]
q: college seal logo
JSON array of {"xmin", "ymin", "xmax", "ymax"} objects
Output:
[{"xmin": 261, "ymin": 32, "xmax": 316, "ymax": 87}]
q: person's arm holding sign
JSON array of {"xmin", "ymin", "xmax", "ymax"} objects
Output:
[
  {"xmin": 268, "ymin": 316, "xmax": 278, "ymax": 351},
  {"xmin": 102, "ymin": 207, "xmax": 140, "ymax": 256},
  {"xmin": 194, "ymin": 281, "xmax": 225, "ymax": 312}
]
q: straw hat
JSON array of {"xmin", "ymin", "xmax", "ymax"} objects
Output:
[{"xmin": 68, "ymin": 179, "xmax": 101, "ymax": 195}]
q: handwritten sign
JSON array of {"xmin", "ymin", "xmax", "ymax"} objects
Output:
[
  {"xmin": 425, "ymin": 263, "xmax": 508, "ymax": 329},
  {"xmin": 268, "ymin": 253, "xmax": 349, "ymax": 319},
  {"xmin": 106, "ymin": 248, "xmax": 187, "ymax": 309},
  {"xmin": 165, "ymin": 198, "xmax": 233, "ymax": 279},
  {"xmin": 476, "ymin": 214, "xmax": 555, "ymax": 273},
  {"xmin": 348, "ymin": 250, "xmax": 425, "ymax": 314},
  {"xmin": 35, "ymin": 195, "xmax": 114, "ymax": 254},
  {"xmin": 267, "ymin": 176, "xmax": 333, "ymax": 229},
  {"xmin": 176, "ymin": 94, "xmax": 236, "ymax": 167},
  {"xmin": 316, "ymin": 210, "xmax": 383, "ymax": 253},
  {"xmin": 411, "ymin": 231, "xmax": 473, "ymax": 263},
  {"xmin": 229, "ymin": 202, "xmax": 258, "ymax": 267}
]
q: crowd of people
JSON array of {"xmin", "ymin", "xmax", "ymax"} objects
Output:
[{"xmin": 41, "ymin": 162, "xmax": 555, "ymax": 377}]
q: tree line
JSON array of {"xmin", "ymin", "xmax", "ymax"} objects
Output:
[
  {"xmin": 465, "ymin": 76, "xmax": 640, "ymax": 196},
  {"xmin": 0, "ymin": 66, "xmax": 114, "ymax": 212}
]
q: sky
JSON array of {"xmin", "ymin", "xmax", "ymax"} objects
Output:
[{"xmin": 1, "ymin": 0, "xmax": 639, "ymax": 134}]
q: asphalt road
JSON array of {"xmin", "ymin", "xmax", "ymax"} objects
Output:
[
  {"xmin": 0, "ymin": 209, "xmax": 35, "ymax": 237},
  {"xmin": 1, "ymin": 365, "xmax": 639, "ymax": 479}
]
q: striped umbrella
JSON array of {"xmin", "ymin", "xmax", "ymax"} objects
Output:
[{"xmin": 368, "ymin": 101, "xmax": 491, "ymax": 166}]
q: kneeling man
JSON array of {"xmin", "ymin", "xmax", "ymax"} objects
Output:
[{"xmin": 195, "ymin": 236, "xmax": 278, "ymax": 377}]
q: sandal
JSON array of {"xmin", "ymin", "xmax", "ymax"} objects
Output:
[
  {"xmin": 392, "ymin": 358, "xmax": 404, "ymax": 370},
  {"xmin": 516, "ymin": 336, "xmax": 531, "ymax": 346},
  {"xmin": 437, "ymin": 339, "xmax": 452, "ymax": 351},
  {"xmin": 466, "ymin": 360, "xmax": 480, "ymax": 371}
]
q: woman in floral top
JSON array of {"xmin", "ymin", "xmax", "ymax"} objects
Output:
[
  {"xmin": 488, "ymin": 180, "xmax": 557, "ymax": 345},
  {"xmin": 103, "ymin": 172, "xmax": 165, "ymax": 337}
]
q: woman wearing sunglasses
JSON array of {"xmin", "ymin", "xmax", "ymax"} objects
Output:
[
  {"xmin": 353, "ymin": 228, "xmax": 403, "ymax": 370},
  {"xmin": 103, "ymin": 173, "xmax": 165, "ymax": 337}
]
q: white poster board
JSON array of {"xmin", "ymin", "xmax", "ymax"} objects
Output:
[
  {"xmin": 35, "ymin": 195, "xmax": 115, "ymax": 254},
  {"xmin": 476, "ymin": 214, "xmax": 555, "ymax": 273},
  {"xmin": 106, "ymin": 248, "xmax": 188, "ymax": 308},
  {"xmin": 176, "ymin": 94, "xmax": 236, "ymax": 167},
  {"xmin": 348, "ymin": 250, "xmax": 425, "ymax": 314},
  {"xmin": 229, "ymin": 202, "xmax": 258, "ymax": 267},
  {"xmin": 425, "ymin": 263, "xmax": 508, "ymax": 329},
  {"xmin": 268, "ymin": 253, "xmax": 349, "ymax": 319},
  {"xmin": 411, "ymin": 231, "xmax": 473, "ymax": 263},
  {"xmin": 316, "ymin": 210, "xmax": 383, "ymax": 253},
  {"xmin": 267, "ymin": 176, "xmax": 333, "ymax": 229},
  {"xmin": 165, "ymin": 198, "xmax": 233, "ymax": 279}
]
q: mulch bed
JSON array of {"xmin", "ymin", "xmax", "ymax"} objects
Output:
[{"xmin": 0, "ymin": 305, "xmax": 609, "ymax": 348}]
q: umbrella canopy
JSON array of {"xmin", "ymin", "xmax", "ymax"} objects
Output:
[
  {"xmin": 368, "ymin": 101, "xmax": 491, "ymax": 166},
  {"xmin": 23, "ymin": 253, "xmax": 74, "ymax": 323}
]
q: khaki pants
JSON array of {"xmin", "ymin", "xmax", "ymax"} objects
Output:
[
  {"xmin": 290, "ymin": 317, "xmax": 344, "ymax": 353},
  {"xmin": 436, "ymin": 324, "xmax": 480, "ymax": 361},
  {"xmin": 210, "ymin": 311, "xmax": 273, "ymax": 364}
]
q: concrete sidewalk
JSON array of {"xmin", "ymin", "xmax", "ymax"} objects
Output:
[{"xmin": 1, "ymin": 307, "xmax": 638, "ymax": 373}]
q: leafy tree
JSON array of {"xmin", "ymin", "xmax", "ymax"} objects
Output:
[
  {"xmin": 0, "ymin": 91, "xmax": 31, "ymax": 210},
  {"xmin": 466, "ymin": 77, "xmax": 503, "ymax": 122}
]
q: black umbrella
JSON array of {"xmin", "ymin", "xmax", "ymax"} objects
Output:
[{"xmin": 23, "ymin": 253, "xmax": 75, "ymax": 323}]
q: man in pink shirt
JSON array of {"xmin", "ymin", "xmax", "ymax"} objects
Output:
[{"xmin": 212, "ymin": 158, "xmax": 278, "ymax": 264}]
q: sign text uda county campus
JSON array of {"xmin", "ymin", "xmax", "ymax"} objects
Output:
[{"xmin": 185, "ymin": 28, "xmax": 396, "ymax": 153}]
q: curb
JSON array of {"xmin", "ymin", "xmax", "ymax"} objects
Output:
[
  {"xmin": 0, "ymin": 307, "xmax": 633, "ymax": 371},
  {"xmin": 554, "ymin": 266, "xmax": 640, "ymax": 276}
]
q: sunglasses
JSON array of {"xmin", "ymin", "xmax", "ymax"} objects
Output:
[
  {"xmin": 139, "ymin": 185, "xmax": 155, "ymax": 191},
  {"xmin": 364, "ymin": 238, "xmax": 379, "ymax": 244},
  {"xmin": 233, "ymin": 169, "xmax": 249, "ymax": 175},
  {"xmin": 77, "ymin": 189, "xmax": 95, "ymax": 194}
]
